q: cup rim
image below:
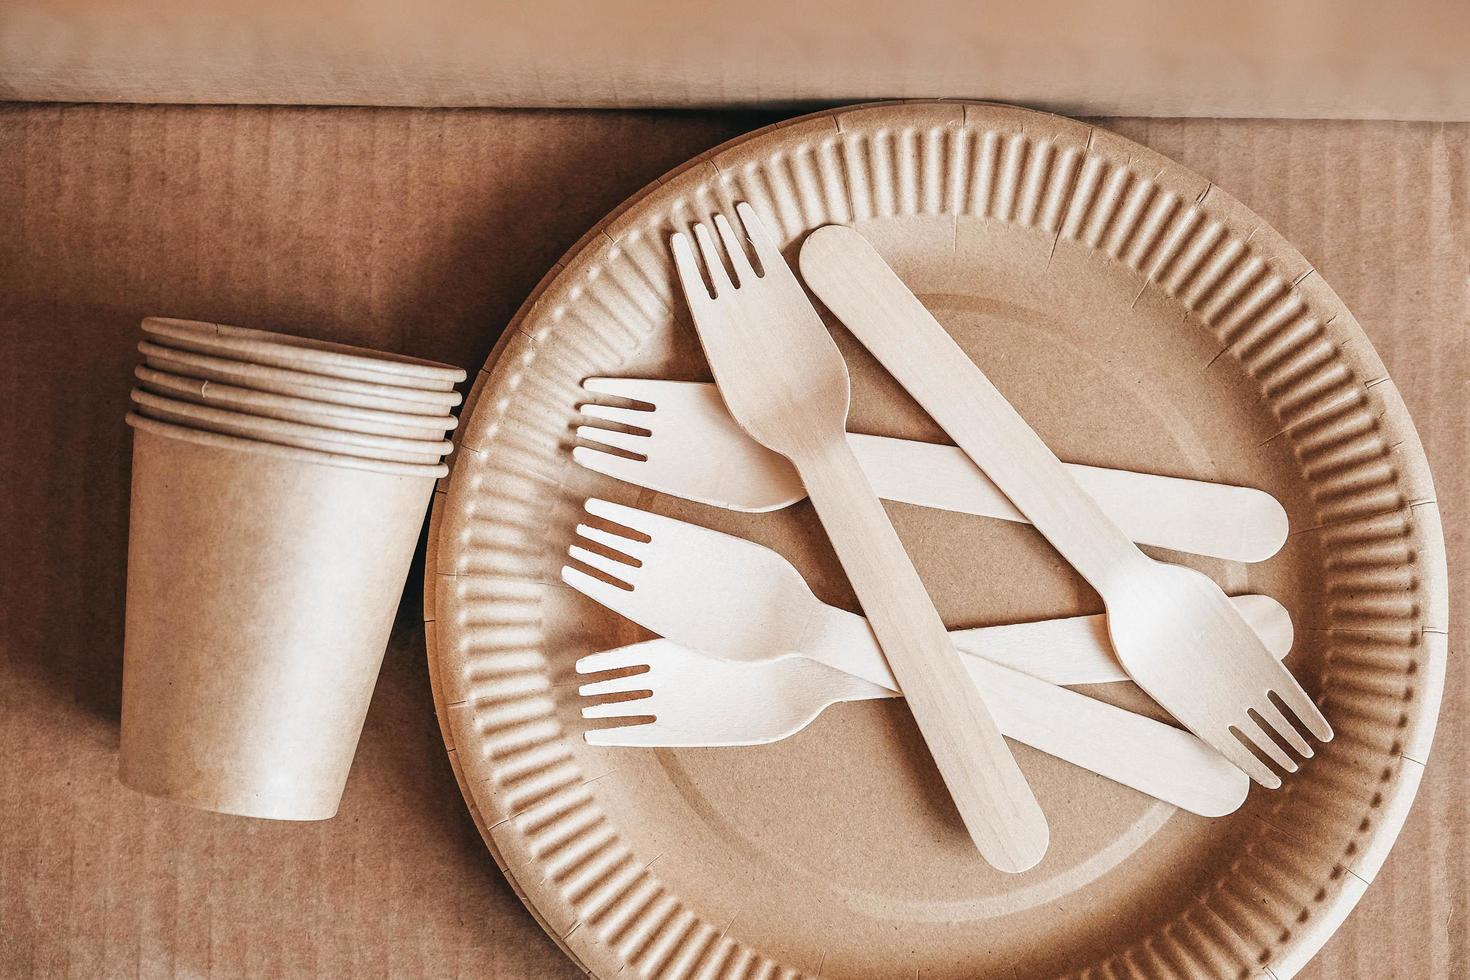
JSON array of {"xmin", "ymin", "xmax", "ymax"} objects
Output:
[
  {"xmin": 126, "ymin": 413, "xmax": 449, "ymax": 479},
  {"xmin": 138, "ymin": 341, "xmax": 464, "ymax": 411},
  {"xmin": 134, "ymin": 365, "xmax": 459, "ymax": 435},
  {"xmin": 144, "ymin": 317, "xmax": 466, "ymax": 390},
  {"xmin": 130, "ymin": 389, "xmax": 453, "ymax": 463}
]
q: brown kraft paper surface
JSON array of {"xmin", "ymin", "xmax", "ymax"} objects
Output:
[{"xmin": 0, "ymin": 104, "xmax": 1463, "ymax": 978}]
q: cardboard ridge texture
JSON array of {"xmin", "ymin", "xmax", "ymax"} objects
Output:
[{"xmin": 0, "ymin": 103, "xmax": 1462, "ymax": 979}]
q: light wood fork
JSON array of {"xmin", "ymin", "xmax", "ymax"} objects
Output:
[
  {"xmin": 574, "ymin": 378, "xmax": 1289, "ymax": 563},
  {"xmin": 799, "ymin": 225, "xmax": 1333, "ymax": 788},
  {"xmin": 574, "ymin": 638, "xmax": 1252, "ymax": 818},
  {"xmin": 563, "ymin": 499, "xmax": 1294, "ymax": 692},
  {"xmin": 670, "ymin": 202, "xmax": 1048, "ymax": 871}
]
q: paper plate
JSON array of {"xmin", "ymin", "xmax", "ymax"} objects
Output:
[{"xmin": 426, "ymin": 102, "xmax": 1446, "ymax": 979}]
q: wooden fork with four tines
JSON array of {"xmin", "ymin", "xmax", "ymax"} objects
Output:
[
  {"xmin": 668, "ymin": 202, "xmax": 1048, "ymax": 872},
  {"xmin": 798, "ymin": 224, "xmax": 1333, "ymax": 788}
]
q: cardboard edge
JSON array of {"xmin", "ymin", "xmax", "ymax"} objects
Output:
[{"xmin": 1260, "ymin": 872, "xmax": 1372, "ymax": 980}]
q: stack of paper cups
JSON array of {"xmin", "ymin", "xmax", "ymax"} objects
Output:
[{"xmin": 120, "ymin": 317, "xmax": 466, "ymax": 820}]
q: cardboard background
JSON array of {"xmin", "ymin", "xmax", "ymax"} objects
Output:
[
  {"xmin": 3, "ymin": 2, "xmax": 1470, "ymax": 119},
  {"xmin": 0, "ymin": 104, "xmax": 1464, "ymax": 977}
]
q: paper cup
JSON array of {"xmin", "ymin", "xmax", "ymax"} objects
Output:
[
  {"xmin": 143, "ymin": 317, "xmax": 466, "ymax": 391},
  {"xmin": 119, "ymin": 414, "xmax": 444, "ymax": 820},
  {"xmin": 134, "ymin": 366, "xmax": 458, "ymax": 441},
  {"xmin": 130, "ymin": 389, "xmax": 454, "ymax": 465},
  {"xmin": 139, "ymin": 341, "xmax": 464, "ymax": 415}
]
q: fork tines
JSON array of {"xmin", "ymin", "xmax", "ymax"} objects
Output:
[
  {"xmin": 565, "ymin": 517, "xmax": 646, "ymax": 591},
  {"xmin": 673, "ymin": 206, "xmax": 768, "ymax": 301},
  {"xmin": 1228, "ymin": 693, "xmax": 1318, "ymax": 786},
  {"xmin": 573, "ymin": 381, "xmax": 656, "ymax": 487}
]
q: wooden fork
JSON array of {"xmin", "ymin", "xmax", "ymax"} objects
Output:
[
  {"xmin": 574, "ymin": 639, "xmax": 1252, "ymax": 818},
  {"xmin": 670, "ymin": 202, "xmax": 1048, "ymax": 872},
  {"xmin": 574, "ymin": 377, "xmax": 1290, "ymax": 563},
  {"xmin": 799, "ymin": 224, "xmax": 1333, "ymax": 788},
  {"xmin": 562, "ymin": 499, "xmax": 1295, "ymax": 691}
]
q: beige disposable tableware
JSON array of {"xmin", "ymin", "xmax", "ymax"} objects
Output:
[
  {"xmin": 670, "ymin": 202, "xmax": 1046, "ymax": 871},
  {"xmin": 121, "ymin": 414, "xmax": 446, "ymax": 820},
  {"xmin": 564, "ymin": 499, "xmax": 1291, "ymax": 817},
  {"xmin": 139, "ymin": 341, "xmax": 464, "ymax": 415},
  {"xmin": 575, "ymin": 639, "xmax": 1251, "ymax": 817},
  {"xmin": 575, "ymin": 377, "xmax": 1290, "ymax": 563},
  {"xmin": 135, "ymin": 366, "xmax": 459, "ymax": 440},
  {"xmin": 424, "ymin": 100, "xmax": 1446, "ymax": 979},
  {"xmin": 129, "ymin": 389, "xmax": 454, "ymax": 465},
  {"xmin": 799, "ymin": 224, "xmax": 1334, "ymax": 788},
  {"xmin": 142, "ymin": 316, "xmax": 466, "ymax": 391},
  {"xmin": 562, "ymin": 499, "xmax": 1293, "ymax": 689}
]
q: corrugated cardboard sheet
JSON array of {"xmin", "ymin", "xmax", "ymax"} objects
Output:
[
  {"xmin": 2, "ymin": 2, "xmax": 1470, "ymax": 119},
  {"xmin": 0, "ymin": 105, "xmax": 1465, "ymax": 977}
]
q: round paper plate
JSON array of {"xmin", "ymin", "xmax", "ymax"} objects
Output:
[{"xmin": 426, "ymin": 102, "xmax": 1446, "ymax": 979}]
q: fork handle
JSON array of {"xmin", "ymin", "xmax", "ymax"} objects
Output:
[
  {"xmin": 809, "ymin": 594, "xmax": 1292, "ymax": 691},
  {"xmin": 795, "ymin": 434, "xmax": 1049, "ymax": 872},
  {"xmin": 847, "ymin": 433, "xmax": 1288, "ymax": 563},
  {"xmin": 801, "ymin": 226, "xmax": 1152, "ymax": 599}
]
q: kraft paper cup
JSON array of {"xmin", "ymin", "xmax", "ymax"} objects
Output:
[
  {"xmin": 135, "ymin": 366, "xmax": 459, "ymax": 441},
  {"xmin": 139, "ymin": 341, "xmax": 464, "ymax": 415},
  {"xmin": 119, "ymin": 414, "xmax": 445, "ymax": 820},
  {"xmin": 142, "ymin": 316, "xmax": 466, "ymax": 391},
  {"xmin": 130, "ymin": 389, "xmax": 454, "ymax": 465}
]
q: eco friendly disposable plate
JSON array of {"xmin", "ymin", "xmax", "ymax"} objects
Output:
[{"xmin": 426, "ymin": 102, "xmax": 1447, "ymax": 979}]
